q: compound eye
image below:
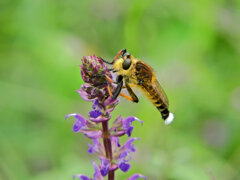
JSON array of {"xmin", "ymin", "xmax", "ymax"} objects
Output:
[{"xmin": 122, "ymin": 58, "xmax": 132, "ymax": 70}]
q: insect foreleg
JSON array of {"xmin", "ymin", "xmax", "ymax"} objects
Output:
[
  {"xmin": 112, "ymin": 76, "xmax": 123, "ymax": 99},
  {"xmin": 100, "ymin": 57, "xmax": 114, "ymax": 65},
  {"xmin": 113, "ymin": 49, "xmax": 126, "ymax": 61},
  {"xmin": 106, "ymin": 68, "xmax": 118, "ymax": 73},
  {"xmin": 105, "ymin": 76, "xmax": 137, "ymax": 102},
  {"xmin": 105, "ymin": 75, "xmax": 122, "ymax": 98}
]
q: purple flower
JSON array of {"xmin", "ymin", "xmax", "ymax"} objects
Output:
[
  {"xmin": 128, "ymin": 174, "xmax": 147, "ymax": 180},
  {"xmin": 89, "ymin": 115, "xmax": 111, "ymax": 123},
  {"xmin": 65, "ymin": 113, "xmax": 102, "ymax": 138},
  {"xmin": 76, "ymin": 84, "xmax": 106, "ymax": 102},
  {"xmin": 104, "ymin": 137, "xmax": 139, "ymax": 173},
  {"xmin": 103, "ymin": 96, "xmax": 119, "ymax": 113},
  {"xmin": 116, "ymin": 138, "xmax": 140, "ymax": 172},
  {"xmin": 111, "ymin": 116, "xmax": 143, "ymax": 137},
  {"xmin": 123, "ymin": 137, "xmax": 139, "ymax": 152},
  {"xmin": 111, "ymin": 136, "xmax": 121, "ymax": 149},
  {"xmin": 89, "ymin": 100, "xmax": 102, "ymax": 118},
  {"xmin": 117, "ymin": 151, "xmax": 131, "ymax": 172},
  {"xmin": 88, "ymin": 139, "xmax": 104, "ymax": 155},
  {"xmin": 81, "ymin": 130, "xmax": 102, "ymax": 139},
  {"xmin": 119, "ymin": 162, "xmax": 130, "ymax": 172},
  {"xmin": 65, "ymin": 113, "xmax": 87, "ymax": 132},
  {"xmin": 89, "ymin": 110, "xmax": 101, "ymax": 118},
  {"xmin": 123, "ymin": 117, "xmax": 143, "ymax": 137},
  {"xmin": 100, "ymin": 158, "xmax": 110, "ymax": 176},
  {"xmin": 92, "ymin": 99, "xmax": 101, "ymax": 109},
  {"xmin": 92, "ymin": 162, "xmax": 104, "ymax": 180}
]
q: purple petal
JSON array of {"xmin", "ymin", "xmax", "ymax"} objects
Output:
[
  {"xmin": 123, "ymin": 116, "xmax": 135, "ymax": 128},
  {"xmin": 65, "ymin": 113, "xmax": 87, "ymax": 132},
  {"xmin": 111, "ymin": 130, "xmax": 126, "ymax": 137},
  {"xmin": 119, "ymin": 162, "xmax": 130, "ymax": 172},
  {"xmin": 82, "ymin": 130, "xmax": 102, "ymax": 139},
  {"xmin": 92, "ymin": 161, "xmax": 104, "ymax": 180},
  {"xmin": 100, "ymin": 158, "xmax": 110, "ymax": 176},
  {"xmin": 73, "ymin": 175, "xmax": 92, "ymax": 180},
  {"xmin": 105, "ymin": 97, "xmax": 120, "ymax": 113},
  {"xmin": 89, "ymin": 115, "xmax": 110, "ymax": 123},
  {"xmin": 123, "ymin": 117, "xmax": 143, "ymax": 137},
  {"xmin": 89, "ymin": 110, "xmax": 102, "ymax": 118},
  {"xmin": 115, "ymin": 138, "xmax": 139, "ymax": 163},
  {"xmin": 77, "ymin": 84, "xmax": 105, "ymax": 101},
  {"xmin": 117, "ymin": 150, "xmax": 132, "ymax": 173},
  {"xmin": 126, "ymin": 126, "xmax": 134, "ymax": 137},
  {"xmin": 123, "ymin": 116, "xmax": 143, "ymax": 129},
  {"xmin": 104, "ymin": 96, "xmax": 119, "ymax": 106},
  {"xmin": 92, "ymin": 99, "xmax": 101, "ymax": 109},
  {"xmin": 73, "ymin": 120, "xmax": 82, "ymax": 132},
  {"xmin": 76, "ymin": 88, "xmax": 92, "ymax": 102},
  {"xmin": 124, "ymin": 137, "xmax": 139, "ymax": 152},
  {"xmin": 100, "ymin": 168, "xmax": 109, "ymax": 177},
  {"xmin": 119, "ymin": 151, "xmax": 128, "ymax": 159},
  {"xmin": 88, "ymin": 139, "xmax": 102, "ymax": 154},
  {"xmin": 88, "ymin": 144, "xmax": 94, "ymax": 154},
  {"xmin": 127, "ymin": 174, "xmax": 147, "ymax": 180},
  {"xmin": 112, "ymin": 116, "xmax": 124, "ymax": 126},
  {"xmin": 111, "ymin": 137, "xmax": 121, "ymax": 149}
]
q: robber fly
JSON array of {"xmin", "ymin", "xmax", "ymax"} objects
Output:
[{"xmin": 101, "ymin": 49, "xmax": 174, "ymax": 125}]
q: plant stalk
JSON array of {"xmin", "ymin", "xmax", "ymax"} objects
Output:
[{"xmin": 102, "ymin": 121, "xmax": 114, "ymax": 180}]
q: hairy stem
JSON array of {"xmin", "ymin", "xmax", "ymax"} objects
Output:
[{"xmin": 102, "ymin": 121, "xmax": 114, "ymax": 180}]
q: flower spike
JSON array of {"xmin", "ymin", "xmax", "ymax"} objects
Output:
[{"xmin": 66, "ymin": 55, "xmax": 146, "ymax": 179}]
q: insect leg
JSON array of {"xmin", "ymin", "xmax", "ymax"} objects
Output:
[
  {"xmin": 100, "ymin": 49, "xmax": 127, "ymax": 65},
  {"xmin": 105, "ymin": 75, "xmax": 123, "ymax": 84},
  {"xmin": 113, "ymin": 49, "xmax": 126, "ymax": 60},
  {"xmin": 105, "ymin": 75, "xmax": 121, "ymax": 98},
  {"xmin": 100, "ymin": 58, "xmax": 114, "ymax": 65},
  {"xmin": 119, "ymin": 92, "xmax": 135, "ymax": 102},
  {"xmin": 112, "ymin": 75, "xmax": 123, "ymax": 99},
  {"xmin": 107, "ymin": 85, "xmax": 113, "ymax": 97},
  {"xmin": 125, "ymin": 82, "xmax": 139, "ymax": 103},
  {"xmin": 106, "ymin": 81, "xmax": 135, "ymax": 102},
  {"xmin": 107, "ymin": 68, "xmax": 117, "ymax": 72},
  {"xmin": 105, "ymin": 75, "xmax": 136, "ymax": 102},
  {"xmin": 105, "ymin": 75, "xmax": 114, "ymax": 84},
  {"xmin": 112, "ymin": 80, "xmax": 123, "ymax": 99}
]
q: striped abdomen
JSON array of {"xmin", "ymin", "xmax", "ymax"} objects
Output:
[
  {"xmin": 134, "ymin": 60, "xmax": 174, "ymax": 124},
  {"xmin": 142, "ymin": 83, "xmax": 170, "ymax": 121},
  {"xmin": 155, "ymin": 99, "xmax": 170, "ymax": 120}
]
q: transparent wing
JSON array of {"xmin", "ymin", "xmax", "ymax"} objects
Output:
[
  {"xmin": 135, "ymin": 61, "xmax": 169, "ymax": 107},
  {"xmin": 152, "ymin": 76, "xmax": 169, "ymax": 107}
]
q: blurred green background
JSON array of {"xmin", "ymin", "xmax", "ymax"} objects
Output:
[{"xmin": 1, "ymin": 0, "xmax": 240, "ymax": 179}]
